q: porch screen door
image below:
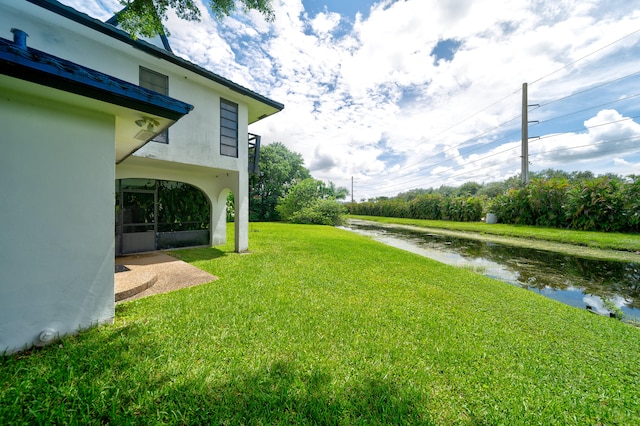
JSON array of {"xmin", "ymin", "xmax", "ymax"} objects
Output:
[{"xmin": 120, "ymin": 190, "xmax": 156, "ymax": 254}]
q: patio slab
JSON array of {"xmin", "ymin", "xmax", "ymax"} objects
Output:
[{"xmin": 115, "ymin": 252, "xmax": 217, "ymax": 303}]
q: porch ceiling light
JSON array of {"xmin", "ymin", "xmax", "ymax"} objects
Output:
[
  {"xmin": 135, "ymin": 117, "xmax": 160, "ymax": 130},
  {"xmin": 134, "ymin": 117, "xmax": 161, "ymax": 141}
]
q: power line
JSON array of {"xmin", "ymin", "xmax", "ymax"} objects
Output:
[
  {"xmin": 529, "ymin": 28, "xmax": 640, "ymax": 86},
  {"xmin": 359, "ymin": 111, "xmax": 639, "ymax": 194},
  {"xmin": 357, "ymin": 116, "xmax": 522, "ymax": 191},
  {"xmin": 413, "ymin": 132, "xmax": 640, "ymax": 191},
  {"xmin": 362, "ymin": 123, "xmax": 640, "ymax": 197},
  {"xmin": 370, "ymin": 144, "xmax": 522, "ymax": 197},
  {"xmin": 359, "ymin": 132, "xmax": 519, "ymax": 192},
  {"xmin": 530, "ymin": 135, "xmax": 640, "ymax": 157},
  {"xmin": 412, "ymin": 134, "xmax": 640, "ymax": 193},
  {"xmin": 385, "ymin": 89, "xmax": 522, "ymax": 175},
  {"xmin": 367, "ymin": 136, "xmax": 640, "ymax": 198},
  {"xmin": 362, "ymin": 90, "xmax": 639, "ymax": 193},
  {"xmin": 357, "ymin": 29, "xmax": 640, "ymax": 198},
  {"xmin": 537, "ymin": 70, "xmax": 640, "ymax": 108},
  {"xmin": 534, "ymin": 93, "xmax": 640, "ymax": 126},
  {"xmin": 402, "ymin": 145, "xmax": 521, "ymax": 190},
  {"xmin": 531, "ymin": 114, "xmax": 640, "ymax": 143}
]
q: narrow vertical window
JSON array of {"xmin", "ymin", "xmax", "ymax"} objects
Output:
[
  {"xmin": 139, "ymin": 66, "xmax": 169, "ymax": 143},
  {"xmin": 220, "ymin": 99, "xmax": 238, "ymax": 157}
]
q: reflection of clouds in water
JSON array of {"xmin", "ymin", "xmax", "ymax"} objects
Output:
[
  {"xmin": 584, "ymin": 296, "xmax": 608, "ymax": 315},
  {"xmin": 341, "ymin": 222, "xmax": 640, "ymax": 316},
  {"xmin": 346, "ymin": 226, "xmax": 521, "ymax": 283},
  {"xmin": 583, "ymin": 295, "xmax": 628, "ymax": 315}
]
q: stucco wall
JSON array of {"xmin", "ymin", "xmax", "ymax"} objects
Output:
[
  {"xmin": 132, "ymin": 82, "xmax": 250, "ymax": 173},
  {"xmin": 0, "ymin": 91, "xmax": 116, "ymax": 354},
  {"xmin": 116, "ymin": 159, "xmax": 249, "ymax": 252},
  {"xmin": 1, "ymin": 1, "xmax": 250, "ymax": 173}
]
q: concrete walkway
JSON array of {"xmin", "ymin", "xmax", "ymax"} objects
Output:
[{"xmin": 115, "ymin": 252, "xmax": 217, "ymax": 303}]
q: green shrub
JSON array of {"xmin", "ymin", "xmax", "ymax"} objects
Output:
[
  {"xmin": 409, "ymin": 194, "xmax": 443, "ymax": 220},
  {"xmin": 347, "ymin": 200, "xmax": 410, "ymax": 219},
  {"xmin": 276, "ymin": 178, "xmax": 326, "ymax": 221},
  {"xmin": 489, "ymin": 188, "xmax": 533, "ymax": 224},
  {"xmin": 566, "ymin": 177, "xmax": 625, "ymax": 231},
  {"xmin": 289, "ymin": 199, "xmax": 347, "ymax": 226},
  {"xmin": 348, "ymin": 195, "xmax": 483, "ymax": 223},
  {"xmin": 352, "ymin": 175, "xmax": 639, "ymax": 232},
  {"xmin": 621, "ymin": 175, "xmax": 640, "ymax": 232},
  {"xmin": 442, "ymin": 196, "xmax": 483, "ymax": 222},
  {"xmin": 528, "ymin": 178, "xmax": 569, "ymax": 227}
]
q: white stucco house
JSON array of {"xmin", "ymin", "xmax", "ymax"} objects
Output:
[{"xmin": 0, "ymin": 0, "xmax": 283, "ymax": 354}]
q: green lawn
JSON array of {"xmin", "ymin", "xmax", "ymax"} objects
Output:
[
  {"xmin": 2, "ymin": 223, "xmax": 639, "ymax": 424},
  {"xmin": 350, "ymin": 215, "xmax": 640, "ymax": 253}
]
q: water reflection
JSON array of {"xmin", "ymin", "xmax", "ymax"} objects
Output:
[{"xmin": 342, "ymin": 222, "xmax": 640, "ymax": 318}]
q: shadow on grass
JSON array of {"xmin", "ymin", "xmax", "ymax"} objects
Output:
[
  {"xmin": 0, "ymin": 321, "xmax": 170, "ymax": 424},
  {"xmin": 1, "ymin": 329, "xmax": 431, "ymax": 424},
  {"xmin": 167, "ymin": 247, "xmax": 227, "ymax": 263},
  {"xmin": 162, "ymin": 359, "xmax": 430, "ymax": 424}
]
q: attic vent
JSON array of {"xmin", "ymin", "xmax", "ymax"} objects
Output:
[{"xmin": 135, "ymin": 129, "xmax": 157, "ymax": 141}]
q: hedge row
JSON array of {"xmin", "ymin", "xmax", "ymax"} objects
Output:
[
  {"xmin": 346, "ymin": 176, "xmax": 640, "ymax": 233},
  {"xmin": 346, "ymin": 194, "xmax": 484, "ymax": 222},
  {"xmin": 489, "ymin": 176, "xmax": 640, "ymax": 232}
]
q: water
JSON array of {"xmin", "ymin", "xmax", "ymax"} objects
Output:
[{"xmin": 342, "ymin": 221, "xmax": 640, "ymax": 318}]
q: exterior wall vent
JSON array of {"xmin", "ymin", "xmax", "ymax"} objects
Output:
[{"xmin": 10, "ymin": 28, "xmax": 28, "ymax": 49}]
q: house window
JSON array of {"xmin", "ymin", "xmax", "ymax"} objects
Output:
[
  {"xmin": 220, "ymin": 99, "xmax": 238, "ymax": 157},
  {"xmin": 139, "ymin": 66, "xmax": 168, "ymax": 143}
]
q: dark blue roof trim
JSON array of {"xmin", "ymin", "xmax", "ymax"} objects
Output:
[
  {"xmin": 0, "ymin": 36, "xmax": 193, "ymax": 120},
  {"xmin": 27, "ymin": 0, "xmax": 284, "ymax": 112}
]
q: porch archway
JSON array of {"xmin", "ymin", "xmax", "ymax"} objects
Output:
[{"xmin": 115, "ymin": 178, "xmax": 211, "ymax": 255}]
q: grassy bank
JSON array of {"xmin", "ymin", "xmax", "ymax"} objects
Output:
[
  {"xmin": 2, "ymin": 223, "xmax": 639, "ymax": 424},
  {"xmin": 351, "ymin": 214, "xmax": 640, "ymax": 253}
]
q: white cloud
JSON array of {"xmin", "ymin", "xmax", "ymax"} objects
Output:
[
  {"xmin": 60, "ymin": 0, "xmax": 120, "ymax": 20},
  {"xmin": 532, "ymin": 110, "xmax": 640, "ymax": 164},
  {"xmin": 59, "ymin": 0, "xmax": 640, "ymax": 198},
  {"xmin": 309, "ymin": 10, "xmax": 341, "ymax": 38},
  {"xmin": 585, "ymin": 109, "xmax": 640, "ymax": 141}
]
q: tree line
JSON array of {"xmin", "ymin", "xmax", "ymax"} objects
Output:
[
  {"xmin": 248, "ymin": 142, "xmax": 348, "ymax": 225},
  {"xmin": 247, "ymin": 144, "xmax": 639, "ymax": 233},
  {"xmin": 346, "ymin": 169, "xmax": 640, "ymax": 233}
]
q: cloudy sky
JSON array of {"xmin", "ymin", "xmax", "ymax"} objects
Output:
[{"xmin": 62, "ymin": 0, "xmax": 640, "ymax": 199}]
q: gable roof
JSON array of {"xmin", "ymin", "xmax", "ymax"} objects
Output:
[
  {"xmin": 26, "ymin": 0, "xmax": 284, "ymax": 120},
  {"xmin": 0, "ymin": 31, "xmax": 193, "ymax": 121}
]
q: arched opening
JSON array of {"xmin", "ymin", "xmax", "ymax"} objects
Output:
[
  {"xmin": 210, "ymin": 188, "xmax": 232, "ymax": 246},
  {"xmin": 115, "ymin": 178, "xmax": 211, "ymax": 255}
]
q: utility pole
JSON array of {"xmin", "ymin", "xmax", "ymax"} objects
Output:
[
  {"xmin": 521, "ymin": 83, "xmax": 540, "ymax": 185},
  {"xmin": 521, "ymin": 82, "xmax": 529, "ymax": 185},
  {"xmin": 351, "ymin": 176, "xmax": 354, "ymax": 203}
]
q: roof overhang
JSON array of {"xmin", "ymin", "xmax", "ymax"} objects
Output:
[
  {"xmin": 27, "ymin": 0, "xmax": 284, "ymax": 124},
  {"xmin": 27, "ymin": 0, "xmax": 284, "ymax": 123},
  {"xmin": 0, "ymin": 33, "xmax": 193, "ymax": 163}
]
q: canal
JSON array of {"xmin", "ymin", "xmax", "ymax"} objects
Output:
[{"xmin": 342, "ymin": 220, "xmax": 640, "ymax": 319}]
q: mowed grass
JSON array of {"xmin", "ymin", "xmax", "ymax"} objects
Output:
[
  {"xmin": 351, "ymin": 215, "xmax": 640, "ymax": 253},
  {"xmin": 2, "ymin": 223, "xmax": 639, "ymax": 424}
]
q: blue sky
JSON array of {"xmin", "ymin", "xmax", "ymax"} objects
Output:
[
  {"xmin": 302, "ymin": 0, "xmax": 374, "ymax": 19},
  {"xmin": 62, "ymin": 0, "xmax": 640, "ymax": 199}
]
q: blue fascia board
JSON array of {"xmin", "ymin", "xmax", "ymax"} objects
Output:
[
  {"xmin": 27, "ymin": 0, "xmax": 284, "ymax": 112},
  {"xmin": 0, "ymin": 36, "xmax": 193, "ymax": 120}
]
